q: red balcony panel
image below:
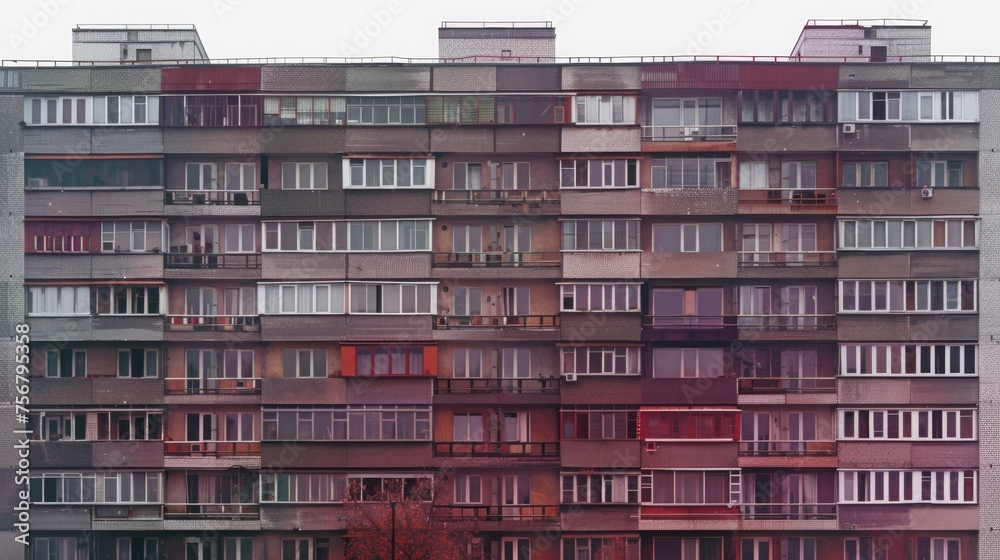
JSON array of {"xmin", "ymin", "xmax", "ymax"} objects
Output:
[{"xmin": 162, "ymin": 66, "xmax": 262, "ymax": 92}]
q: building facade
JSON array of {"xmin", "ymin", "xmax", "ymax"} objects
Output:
[{"xmin": 0, "ymin": 19, "xmax": 993, "ymax": 560}]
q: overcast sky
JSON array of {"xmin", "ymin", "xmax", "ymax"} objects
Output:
[{"xmin": 1, "ymin": 0, "xmax": 996, "ymax": 62}]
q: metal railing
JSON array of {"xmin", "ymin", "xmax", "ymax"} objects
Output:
[
  {"xmin": 432, "ymin": 252, "xmax": 560, "ymax": 267},
  {"xmin": 432, "ymin": 190, "xmax": 559, "ymax": 203},
  {"xmin": 737, "ymin": 188, "xmax": 838, "ymax": 206},
  {"xmin": 435, "ymin": 504, "xmax": 559, "ymax": 520},
  {"xmin": 435, "ymin": 315, "xmax": 560, "ymax": 329},
  {"xmin": 434, "ymin": 377, "xmax": 559, "ymax": 394},
  {"xmin": 736, "ymin": 314, "xmax": 836, "ymax": 330},
  {"xmin": 164, "ymin": 377, "xmax": 261, "ymax": 394},
  {"xmin": 164, "ymin": 315, "xmax": 261, "ymax": 332},
  {"xmin": 738, "ymin": 440, "xmax": 837, "ymax": 456},
  {"xmin": 165, "ymin": 190, "xmax": 260, "ymax": 205},
  {"xmin": 163, "ymin": 503, "xmax": 259, "ymax": 518},
  {"xmin": 739, "ymin": 503, "xmax": 837, "ymax": 520},
  {"xmin": 164, "ymin": 253, "xmax": 261, "ymax": 269},
  {"xmin": 164, "ymin": 441, "xmax": 261, "ymax": 455},
  {"xmin": 642, "ymin": 125, "xmax": 737, "ymax": 142},
  {"xmin": 434, "ymin": 441, "xmax": 559, "ymax": 457},
  {"xmin": 738, "ymin": 251, "xmax": 836, "ymax": 265},
  {"xmin": 737, "ymin": 377, "xmax": 837, "ymax": 393},
  {"xmin": 643, "ymin": 315, "xmax": 736, "ymax": 329}
]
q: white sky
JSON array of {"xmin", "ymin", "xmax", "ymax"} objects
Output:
[{"xmin": 1, "ymin": 0, "xmax": 996, "ymax": 61}]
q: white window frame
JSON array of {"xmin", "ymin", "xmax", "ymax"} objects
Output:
[
  {"xmin": 842, "ymin": 161, "xmax": 889, "ymax": 187},
  {"xmin": 95, "ymin": 285, "xmax": 162, "ymax": 316},
  {"xmin": 281, "ymin": 349, "xmax": 328, "ymax": 379},
  {"xmin": 652, "ymin": 223, "xmax": 724, "ymax": 252},
  {"xmin": 560, "ymin": 283, "xmax": 641, "ymax": 312},
  {"xmin": 839, "ymin": 90, "xmax": 978, "ymax": 122},
  {"xmin": 281, "ymin": 162, "xmax": 329, "ymax": 190},
  {"xmin": 561, "ymin": 472, "xmax": 640, "ymax": 504},
  {"xmin": 839, "ymin": 218, "xmax": 978, "ymax": 250},
  {"xmin": 101, "ymin": 221, "xmax": 165, "ymax": 253},
  {"xmin": 185, "ymin": 162, "xmax": 218, "ymax": 191},
  {"xmin": 348, "ymin": 282, "xmax": 436, "ymax": 315},
  {"xmin": 92, "ymin": 94, "xmax": 159, "ymax": 125},
  {"xmin": 117, "ymin": 348, "xmax": 159, "ymax": 378},
  {"xmin": 559, "ymin": 159, "xmax": 638, "ymax": 189},
  {"xmin": 454, "ymin": 473, "xmax": 483, "ymax": 504},
  {"xmin": 344, "ymin": 158, "xmax": 433, "ymax": 189},
  {"xmin": 260, "ymin": 282, "xmax": 346, "ymax": 315},
  {"xmin": 453, "ymin": 348, "xmax": 483, "ymax": 378},
  {"xmin": 561, "ymin": 220, "xmax": 640, "ymax": 251},
  {"xmin": 260, "ymin": 473, "xmax": 346, "ymax": 503},
  {"xmin": 839, "ymin": 280, "xmax": 977, "ymax": 313},
  {"xmin": 224, "ymin": 162, "xmax": 256, "ymax": 191},
  {"xmin": 839, "ymin": 469, "xmax": 977, "ymax": 503},
  {"xmin": 26, "ymin": 286, "xmax": 90, "ymax": 316},
  {"xmin": 560, "ymin": 346, "xmax": 641, "ymax": 376},
  {"xmin": 838, "ymin": 409, "xmax": 976, "ymax": 441},
  {"xmin": 225, "ymin": 224, "xmax": 256, "ymax": 254},
  {"xmin": 650, "ymin": 347, "xmax": 726, "ymax": 379},
  {"xmin": 45, "ymin": 349, "xmax": 87, "ymax": 378},
  {"xmin": 574, "ymin": 95, "xmax": 636, "ymax": 124}
]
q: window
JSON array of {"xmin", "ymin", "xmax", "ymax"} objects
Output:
[
  {"xmin": 915, "ymin": 538, "xmax": 960, "ymax": 560},
  {"xmin": 839, "ymin": 90, "xmax": 978, "ymax": 122},
  {"xmin": 455, "ymin": 474, "xmax": 482, "ymax": 504},
  {"xmin": 842, "ymin": 162, "xmax": 889, "ymax": 187},
  {"xmin": 349, "ymin": 283, "xmax": 435, "ymax": 314},
  {"xmin": 26, "ymin": 286, "xmax": 90, "ymax": 316},
  {"xmin": 651, "ymin": 287, "xmax": 725, "ymax": 327},
  {"xmin": 95, "ymin": 411, "xmax": 162, "ymax": 441},
  {"xmin": 839, "ymin": 409, "xmax": 976, "ymax": 440},
  {"xmin": 425, "ymin": 96, "xmax": 496, "ymax": 124},
  {"xmin": 223, "ymin": 537, "xmax": 254, "ymax": 560},
  {"xmin": 561, "ymin": 220, "xmax": 639, "ymax": 251},
  {"xmin": 575, "ymin": 95, "xmax": 636, "ymax": 124},
  {"xmin": 840, "ymin": 218, "xmax": 978, "ymax": 249},
  {"xmin": 561, "ymin": 406, "xmax": 637, "ymax": 439},
  {"xmin": 261, "ymin": 283, "xmax": 345, "ymax": 314},
  {"xmin": 353, "ymin": 346, "xmax": 426, "ymax": 376},
  {"xmin": 560, "ymin": 283, "xmax": 640, "ymax": 312},
  {"xmin": 100, "ymin": 221, "xmax": 164, "ymax": 252},
  {"xmin": 281, "ymin": 162, "xmax": 328, "ymax": 189},
  {"xmin": 916, "ymin": 160, "xmax": 964, "ymax": 187},
  {"xmin": 453, "ymin": 348, "xmax": 483, "ymax": 378},
  {"xmin": 560, "ymin": 159, "xmax": 638, "ymax": 188},
  {"xmin": 651, "ymin": 348, "xmax": 726, "ymax": 378},
  {"xmin": 492, "ymin": 161, "xmax": 531, "ymax": 190},
  {"xmin": 95, "ymin": 286, "xmax": 161, "ymax": 315},
  {"xmin": 281, "ymin": 349, "xmax": 328, "ymax": 378},
  {"xmin": 348, "ymin": 475, "xmax": 433, "ymax": 502},
  {"xmin": 345, "ymin": 158, "xmax": 432, "ymax": 188},
  {"xmin": 561, "ymin": 473, "xmax": 639, "ymax": 504},
  {"xmin": 185, "ymin": 162, "xmax": 218, "ymax": 191},
  {"xmin": 453, "ymin": 162, "xmax": 483, "ymax": 189},
  {"xmin": 347, "ymin": 220, "xmax": 431, "ymax": 251},
  {"xmin": 843, "ymin": 538, "xmax": 886, "ymax": 560},
  {"xmin": 652, "ymin": 97, "xmax": 722, "ymax": 129},
  {"xmin": 31, "ymin": 538, "xmax": 88, "ymax": 560},
  {"xmin": 262, "ymin": 407, "xmax": 432, "ymax": 441},
  {"xmin": 260, "ymin": 473, "xmax": 346, "ymax": 503},
  {"xmin": 782, "ymin": 161, "xmax": 817, "ymax": 189},
  {"xmin": 224, "ymin": 162, "xmax": 256, "ymax": 191},
  {"xmin": 562, "ymin": 539, "xmax": 641, "ymax": 560},
  {"xmin": 264, "ymin": 96, "xmax": 345, "ymax": 125},
  {"xmin": 739, "ymin": 160, "xmax": 768, "ymax": 189},
  {"xmin": 117, "ymin": 349, "xmax": 159, "ymax": 378},
  {"xmin": 223, "ymin": 349, "xmax": 254, "ymax": 379},
  {"xmin": 653, "ymin": 538, "xmax": 724, "ymax": 560},
  {"xmin": 840, "ymin": 344, "xmax": 977, "ymax": 376},
  {"xmin": 453, "ymin": 413, "xmax": 484, "ymax": 442},
  {"xmin": 782, "ymin": 538, "xmax": 816, "ymax": 560},
  {"xmin": 839, "ymin": 470, "xmax": 976, "ymax": 503},
  {"xmin": 92, "ymin": 95, "xmax": 159, "ymax": 124},
  {"xmin": 641, "ymin": 470, "xmax": 737, "ymax": 505},
  {"xmin": 652, "ymin": 155, "xmax": 732, "ymax": 189},
  {"xmin": 346, "ymin": 96, "xmax": 425, "ymax": 124},
  {"xmin": 741, "ymin": 90, "xmax": 832, "ymax": 123},
  {"xmin": 30, "ymin": 412, "xmax": 86, "ymax": 441},
  {"xmin": 117, "ymin": 537, "xmax": 158, "ymax": 560},
  {"xmin": 495, "ymin": 95, "xmax": 571, "ymax": 124},
  {"xmin": 263, "ymin": 221, "xmax": 323, "ymax": 251},
  {"xmin": 839, "ymin": 280, "xmax": 976, "ymax": 312},
  {"xmin": 45, "ymin": 349, "xmax": 87, "ymax": 378},
  {"xmin": 561, "ymin": 346, "xmax": 640, "ymax": 376},
  {"xmin": 652, "ymin": 223, "xmax": 723, "ymax": 252},
  {"xmin": 25, "ymin": 158, "xmax": 163, "ymax": 189},
  {"xmin": 224, "ymin": 224, "xmax": 256, "ymax": 253},
  {"xmin": 29, "ymin": 472, "xmax": 161, "ymax": 504},
  {"xmin": 639, "ymin": 410, "xmax": 739, "ymax": 441}
]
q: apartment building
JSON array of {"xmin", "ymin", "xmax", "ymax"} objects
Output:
[{"xmin": 0, "ymin": 18, "xmax": 994, "ymax": 560}]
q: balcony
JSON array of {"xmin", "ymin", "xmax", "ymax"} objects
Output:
[
  {"xmin": 738, "ymin": 252, "xmax": 836, "ymax": 266},
  {"xmin": 435, "ymin": 377, "xmax": 559, "ymax": 395},
  {"xmin": 165, "ymin": 189, "xmax": 260, "ymax": 205},
  {"xmin": 164, "ymin": 253, "xmax": 261, "ymax": 269},
  {"xmin": 164, "ymin": 441, "xmax": 261, "ymax": 456},
  {"xmin": 737, "ymin": 188, "xmax": 838, "ymax": 214},
  {"xmin": 165, "ymin": 315, "xmax": 260, "ymax": 332},
  {"xmin": 164, "ymin": 503, "xmax": 259, "ymax": 519},
  {"xmin": 642, "ymin": 315, "xmax": 738, "ymax": 342},
  {"xmin": 738, "ymin": 315, "xmax": 837, "ymax": 331},
  {"xmin": 431, "ymin": 189, "xmax": 560, "ymax": 216},
  {"xmin": 642, "ymin": 125, "xmax": 738, "ymax": 142},
  {"xmin": 737, "ymin": 377, "xmax": 837, "ymax": 394},
  {"xmin": 435, "ymin": 504, "xmax": 559, "ymax": 521},
  {"xmin": 434, "ymin": 441, "xmax": 559, "ymax": 457},
  {"xmin": 738, "ymin": 440, "xmax": 836, "ymax": 457},
  {"xmin": 740, "ymin": 502, "xmax": 837, "ymax": 521},
  {"xmin": 432, "ymin": 252, "xmax": 560, "ymax": 268},
  {"xmin": 164, "ymin": 378, "xmax": 262, "ymax": 402},
  {"xmin": 434, "ymin": 315, "xmax": 560, "ymax": 342}
]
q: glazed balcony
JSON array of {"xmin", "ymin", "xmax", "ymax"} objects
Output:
[
  {"xmin": 164, "ymin": 441, "xmax": 261, "ymax": 456},
  {"xmin": 737, "ymin": 188, "xmax": 838, "ymax": 214},
  {"xmin": 433, "ymin": 441, "xmax": 560, "ymax": 458},
  {"xmin": 164, "ymin": 314, "xmax": 261, "ymax": 332},
  {"xmin": 431, "ymin": 189, "xmax": 560, "ymax": 216},
  {"xmin": 641, "ymin": 124, "xmax": 738, "ymax": 142}
]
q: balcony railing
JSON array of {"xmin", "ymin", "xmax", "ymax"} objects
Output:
[
  {"xmin": 164, "ymin": 503, "xmax": 259, "ymax": 518},
  {"xmin": 435, "ymin": 377, "xmax": 559, "ymax": 394},
  {"xmin": 432, "ymin": 252, "xmax": 560, "ymax": 267},
  {"xmin": 738, "ymin": 188, "xmax": 838, "ymax": 206},
  {"xmin": 435, "ymin": 315, "xmax": 560, "ymax": 329},
  {"xmin": 164, "ymin": 377, "xmax": 261, "ymax": 394},
  {"xmin": 738, "ymin": 377, "xmax": 837, "ymax": 393},
  {"xmin": 643, "ymin": 315, "xmax": 736, "ymax": 329},
  {"xmin": 738, "ymin": 251, "xmax": 836, "ymax": 266},
  {"xmin": 435, "ymin": 504, "xmax": 559, "ymax": 520},
  {"xmin": 737, "ymin": 315, "xmax": 836, "ymax": 330},
  {"xmin": 739, "ymin": 440, "xmax": 837, "ymax": 456},
  {"xmin": 434, "ymin": 441, "xmax": 560, "ymax": 457},
  {"xmin": 165, "ymin": 189, "xmax": 260, "ymax": 205},
  {"xmin": 164, "ymin": 441, "xmax": 261, "ymax": 455},
  {"xmin": 165, "ymin": 315, "xmax": 261, "ymax": 332},
  {"xmin": 433, "ymin": 190, "xmax": 559, "ymax": 204},
  {"xmin": 164, "ymin": 253, "xmax": 262, "ymax": 269},
  {"xmin": 739, "ymin": 503, "xmax": 837, "ymax": 520},
  {"xmin": 642, "ymin": 125, "xmax": 738, "ymax": 142}
]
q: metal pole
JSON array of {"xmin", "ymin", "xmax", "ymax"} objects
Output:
[{"xmin": 391, "ymin": 500, "xmax": 397, "ymax": 560}]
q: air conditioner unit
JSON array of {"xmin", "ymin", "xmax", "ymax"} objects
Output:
[
  {"xmin": 27, "ymin": 178, "xmax": 48, "ymax": 188},
  {"xmin": 562, "ymin": 373, "xmax": 578, "ymax": 382},
  {"xmin": 921, "ymin": 187, "xmax": 934, "ymax": 199},
  {"xmin": 842, "ymin": 123, "xmax": 857, "ymax": 134}
]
